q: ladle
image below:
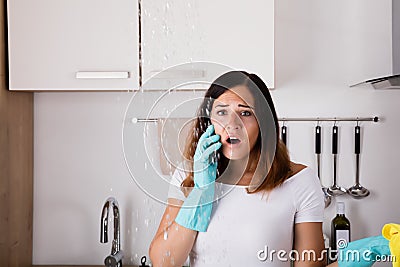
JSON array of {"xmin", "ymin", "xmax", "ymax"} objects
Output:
[
  {"xmin": 281, "ymin": 124, "xmax": 287, "ymax": 146},
  {"xmin": 315, "ymin": 125, "xmax": 331, "ymax": 207},
  {"xmin": 347, "ymin": 125, "xmax": 370, "ymax": 198},
  {"xmin": 327, "ymin": 125, "xmax": 347, "ymax": 196}
]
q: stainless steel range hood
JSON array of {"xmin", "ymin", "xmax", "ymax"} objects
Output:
[{"xmin": 351, "ymin": 0, "xmax": 400, "ymax": 89}]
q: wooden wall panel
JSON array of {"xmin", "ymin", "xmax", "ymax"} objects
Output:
[{"xmin": 0, "ymin": 0, "xmax": 34, "ymax": 266}]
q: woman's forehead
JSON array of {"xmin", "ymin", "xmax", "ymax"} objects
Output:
[{"xmin": 214, "ymin": 85, "xmax": 255, "ymax": 107}]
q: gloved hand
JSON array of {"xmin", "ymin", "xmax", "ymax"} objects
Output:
[
  {"xmin": 338, "ymin": 235, "xmax": 391, "ymax": 267},
  {"xmin": 175, "ymin": 125, "xmax": 221, "ymax": 232}
]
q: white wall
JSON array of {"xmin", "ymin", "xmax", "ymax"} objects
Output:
[{"xmin": 33, "ymin": 0, "xmax": 400, "ymax": 265}]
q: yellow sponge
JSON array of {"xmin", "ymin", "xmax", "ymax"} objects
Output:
[{"xmin": 382, "ymin": 223, "xmax": 400, "ymax": 267}]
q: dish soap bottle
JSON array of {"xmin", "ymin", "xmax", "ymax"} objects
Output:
[{"xmin": 331, "ymin": 202, "xmax": 351, "ymax": 259}]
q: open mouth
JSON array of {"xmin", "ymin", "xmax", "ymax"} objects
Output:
[{"xmin": 226, "ymin": 137, "xmax": 241, "ymax": 145}]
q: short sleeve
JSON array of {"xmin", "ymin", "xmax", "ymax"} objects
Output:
[
  {"xmin": 291, "ymin": 168, "xmax": 325, "ymax": 224},
  {"xmin": 167, "ymin": 166, "xmax": 188, "ymax": 201}
]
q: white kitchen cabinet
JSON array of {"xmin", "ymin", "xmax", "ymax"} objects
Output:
[
  {"xmin": 7, "ymin": 0, "xmax": 139, "ymax": 91},
  {"xmin": 141, "ymin": 0, "xmax": 274, "ymax": 90}
]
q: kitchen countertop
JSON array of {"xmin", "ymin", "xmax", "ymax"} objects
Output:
[{"xmin": 32, "ymin": 265, "xmax": 140, "ymax": 267}]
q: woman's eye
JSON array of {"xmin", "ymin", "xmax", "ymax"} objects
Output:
[
  {"xmin": 216, "ymin": 110, "xmax": 227, "ymax": 116},
  {"xmin": 241, "ymin": 110, "xmax": 252, "ymax": 116}
]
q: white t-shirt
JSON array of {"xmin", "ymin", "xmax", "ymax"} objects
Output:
[{"xmin": 168, "ymin": 167, "xmax": 325, "ymax": 267}]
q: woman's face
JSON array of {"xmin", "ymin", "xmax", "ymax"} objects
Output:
[{"xmin": 210, "ymin": 85, "xmax": 260, "ymax": 160}]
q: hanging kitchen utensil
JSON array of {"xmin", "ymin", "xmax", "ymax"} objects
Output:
[
  {"xmin": 347, "ymin": 125, "xmax": 370, "ymax": 198},
  {"xmin": 327, "ymin": 125, "xmax": 346, "ymax": 196},
  {"xmin": 315, "ymin": 125, "xmax": 332, "ymax": 207},
  {"xmin": 315, "ymin": 125, "xmax": 322, "ymax": 178},
  {"xmin": 281, "ymin": 124, "xmax": 287, "ymax": 146}
]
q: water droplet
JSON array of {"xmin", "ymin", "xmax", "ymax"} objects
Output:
[
  {"xmin": 135, "ymin": 227, "xmax": 139, "ymax": 232},
  {"xmin": 165, "ymin": 250, "xmax": 171, "ymax": 257},
  {"xmin": 144, "ymin": 162, "xmax": 148, "ymax": 170},
  {"xmin": 144, "ymin": 218, "xmax": 150, "ymax": 227},
  {"xmin": 163, "ymin": 231, "xmax": 168, "ymax": 240}
]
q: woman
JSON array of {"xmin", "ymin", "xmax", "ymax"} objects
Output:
[{"xmin": 149, "ymin": 71, "xmax": 326, "ymax": 266}]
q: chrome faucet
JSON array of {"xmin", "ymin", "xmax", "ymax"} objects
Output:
[{"xmin": 100, "ymin": 197, "xmax": 123, "ymax": 267}]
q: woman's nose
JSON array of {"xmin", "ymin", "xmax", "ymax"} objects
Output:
[{"xmin": 225, "ymin": 113, "xmax": 242, "ymax": 130}]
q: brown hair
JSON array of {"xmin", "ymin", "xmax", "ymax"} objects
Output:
[{"xmin": 181, "ymin": 71, "xmax": 291, "ymax": 194}]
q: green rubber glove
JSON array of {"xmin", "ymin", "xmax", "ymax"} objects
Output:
[
  {"xmin": 338, "ymin": 235, "xmax": 391, "ymax": 267},
  {"xmin": 175, "ymin": 125, "xmax": 221, "ymax": 232}
]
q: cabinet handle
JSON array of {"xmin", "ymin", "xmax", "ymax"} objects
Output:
[{"xmin": 75, "ymin": 71, "xmax": 130, "ymax": 79}]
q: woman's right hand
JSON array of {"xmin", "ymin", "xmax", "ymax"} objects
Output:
[
  {"xmin": 192, "ymin": 124, "xmax": 221, "ymax": 189},
  {"xmin": 174, "ymin": 125, "xmax": 221, "ymax": 233},
  {"xmin": 149, "ymin": 125, "xmax": 221, "ymax": 267}
]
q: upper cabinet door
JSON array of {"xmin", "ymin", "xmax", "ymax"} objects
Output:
[
  {"xmin": 7, "ymin": 0, "xmax": 139, "ymax": 91},
  {"xmin": 142, "ymin": 0, "xmax": 274, "ymax": 90}
]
